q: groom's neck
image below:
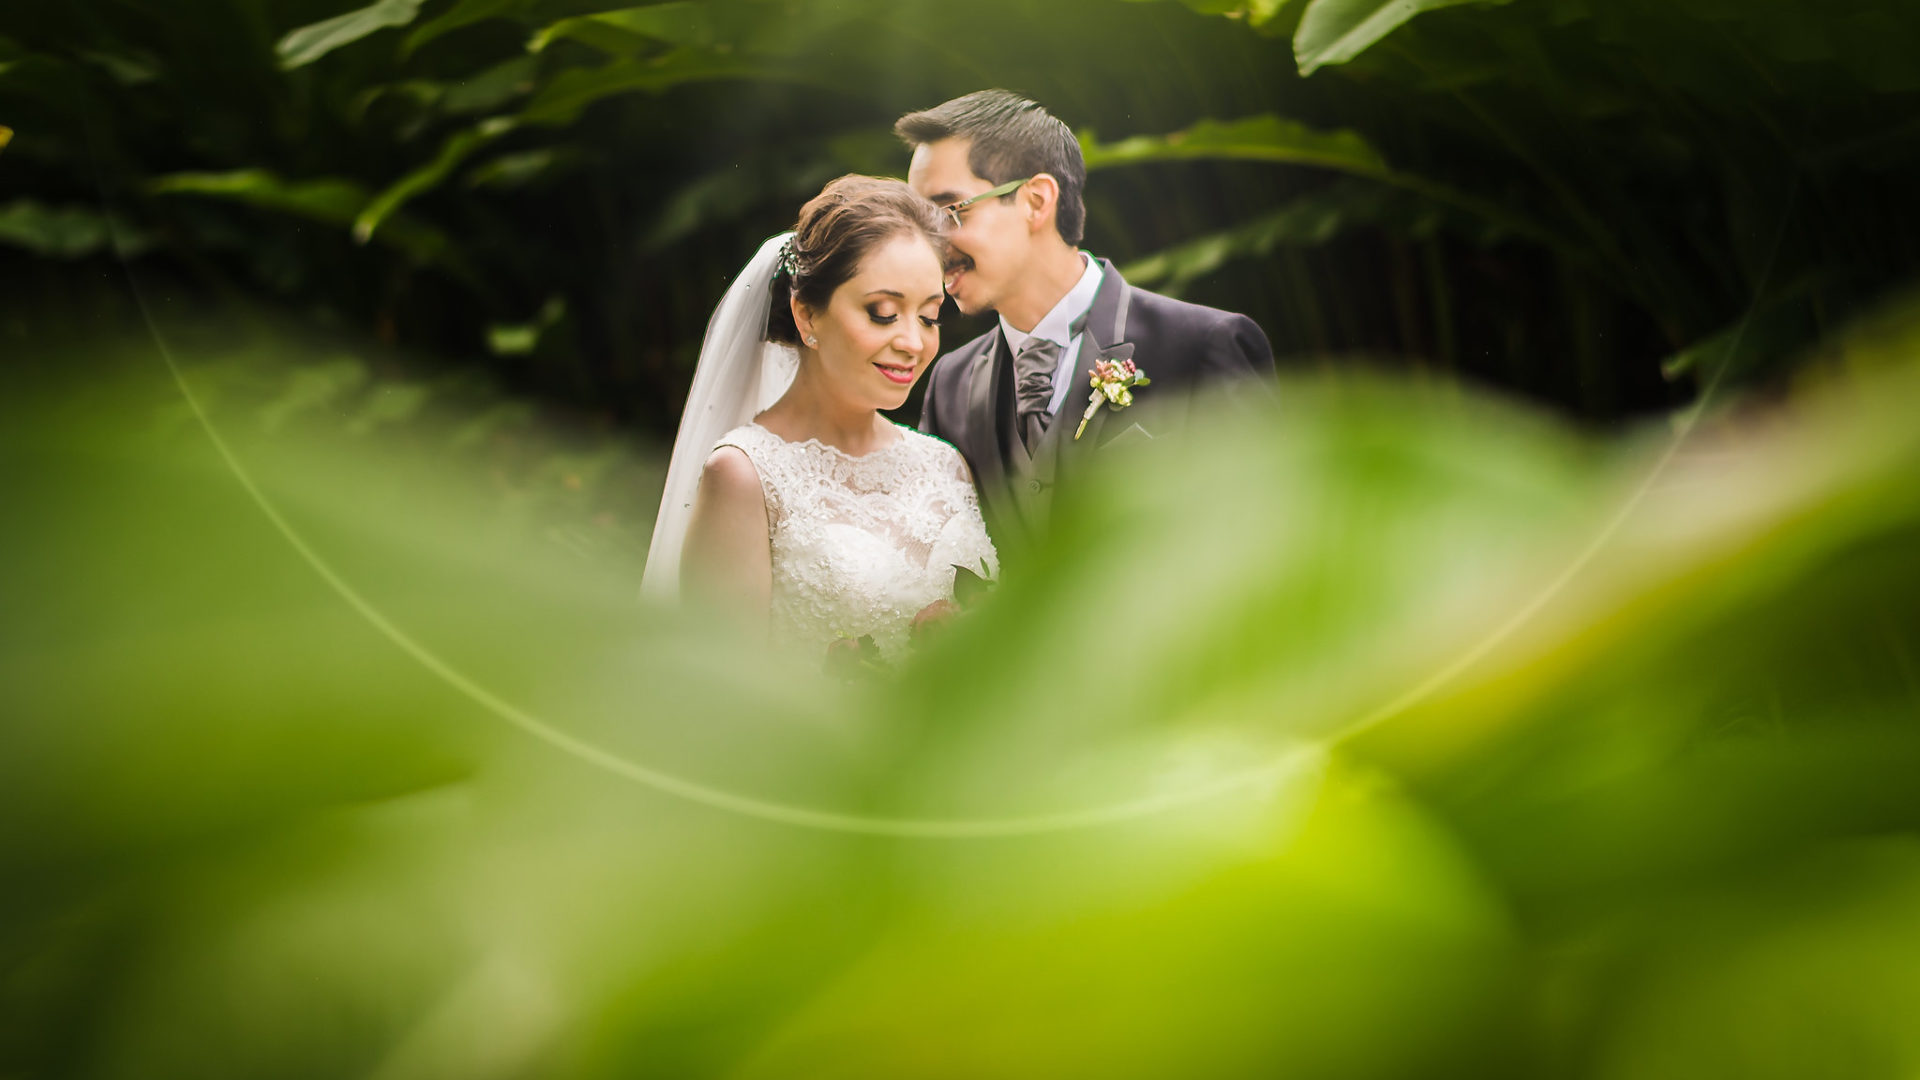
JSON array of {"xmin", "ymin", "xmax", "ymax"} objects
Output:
[{"xmin": 998, "ymin": 243, "xmax": 1088, "ymax": 334}]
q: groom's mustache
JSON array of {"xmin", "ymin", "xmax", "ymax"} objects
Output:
[{"xmin": 942, "ymin": 251, "xmax": 974, "ymax": 274}]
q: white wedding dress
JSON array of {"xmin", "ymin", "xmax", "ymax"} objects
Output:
[{"xmin": 714, "ymin": 421, "xmax": 998, "ymax": 664}]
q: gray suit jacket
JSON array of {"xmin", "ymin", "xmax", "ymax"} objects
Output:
[{"xmin": 919, "ymin": 257, "xmax": 1275, "ymax": 549}]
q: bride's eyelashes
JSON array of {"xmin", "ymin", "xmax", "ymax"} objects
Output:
[{"xmin": 864, "ymin": 306, "xmax": 942, "ymax": 329}]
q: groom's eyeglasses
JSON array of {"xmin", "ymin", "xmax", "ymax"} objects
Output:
[{"xmin": 941, "ymin": 177, "xmax": 1031, "ymax": 228}]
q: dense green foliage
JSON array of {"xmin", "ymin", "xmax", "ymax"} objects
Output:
[{"xmin": 7, "ymin": 0, "xmax": 1917, "ymax": 423}]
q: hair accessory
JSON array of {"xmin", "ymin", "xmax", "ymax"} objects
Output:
[{"xmin": 778, "ymin": 236, "xmax": 802, "ymax": 280}]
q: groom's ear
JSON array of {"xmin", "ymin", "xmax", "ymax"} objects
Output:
[{"xmin": 1022, "ymin": 173, "xmax": 1061, "ymax": 236}]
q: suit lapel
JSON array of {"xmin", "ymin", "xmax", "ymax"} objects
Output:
[
  {"xmin": 1031, "ymin": 259, "xmax": 1133, "ymax": 480},
  {"xmin": 963, "ymin": 326, "xmax": 1027, "ymax": 542}
]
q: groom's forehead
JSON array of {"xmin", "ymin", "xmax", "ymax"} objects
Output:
[{"xmin": 907, "ymin": 139, "xmax": 986, "ymax": 203}]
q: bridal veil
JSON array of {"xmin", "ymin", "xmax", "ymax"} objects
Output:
[{"xmin": 641, "ymin": 232, "xmax": 800, "ymax": 599}]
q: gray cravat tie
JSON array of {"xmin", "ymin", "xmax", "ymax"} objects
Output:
[
  {"xmin": 1013, "ymin": 307, "xmax": 1092, "ymax": 455},
  {"xmin": 1012, "ymin": 336, "xmax": 1062, "ymax": 453}
]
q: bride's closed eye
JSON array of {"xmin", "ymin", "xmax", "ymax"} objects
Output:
[{"xmin": 866, "ymin": 307, "xmax": 941, "ymax": 329}]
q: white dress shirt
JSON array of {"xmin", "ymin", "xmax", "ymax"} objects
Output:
[{"xmin": 999, "ymin": 253, "xmax": 1103, "ymax": 417}]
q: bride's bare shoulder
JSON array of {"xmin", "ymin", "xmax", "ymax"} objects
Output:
[
  {"xmin": 699, "ymin": 444, "xmax": 761, "ymax": 498},
  {"xmin": 685, "ymin": 445, "xmax": 769, "ymax": 557}
]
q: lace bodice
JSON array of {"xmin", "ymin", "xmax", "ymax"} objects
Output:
[{"xmin": 716, "ymin": 422, "xmax": 998, "ymax": 664}]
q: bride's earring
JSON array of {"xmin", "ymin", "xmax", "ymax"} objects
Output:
[{"xmin": 806, "ymin": 335, "xmax": 818, "ymax": 347}]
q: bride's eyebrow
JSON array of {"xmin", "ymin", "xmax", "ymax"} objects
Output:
[{"xmin": 864, "ymin": 289, "xmax": 941, "ymax": 304}]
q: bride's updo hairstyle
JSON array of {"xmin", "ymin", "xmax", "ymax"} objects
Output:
[{"xmin": 767, "ymin": 175, "xmax": 948, "ymax": 346}]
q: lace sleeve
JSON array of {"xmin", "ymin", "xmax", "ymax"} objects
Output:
[
  {"xmin": 948, "ymin": 446, "xmax": 981, "ymax": 504},
  {"xmin": 933, "ymin": 443, "xmax": 998, "ymax": 585}
]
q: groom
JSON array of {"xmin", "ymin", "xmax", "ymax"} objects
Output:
[{"xmin": 898, "ymin": 90, "xmax": 1274, "ymax": 549}]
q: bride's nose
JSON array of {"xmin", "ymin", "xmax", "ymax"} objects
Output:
[{"xmin": 894, "ymin": 321, "xmax": 927, "ymax": 355}]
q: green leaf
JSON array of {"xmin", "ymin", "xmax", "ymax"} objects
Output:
[
  {"xmin": 150, "ymin": 170, "xmax": 369, "ymax": 223},
  {"xmin": 1082, "ymin": 114, "xmax": 1577, "ymax": 261},
  {"xmin": 150, "ymin": 170, "xmax": 454, "ymax": 264},
  {"xmin": 365, "ymin": 41, "xmax": 756, "ymax": 242},
  {"xmin": 1119, "ymin": 182, "xmax": 1405, "ymax": 291},
  {"xmin": 1248, "ymin": 0, "xmax": 1306, "ymax": 26},
  {"xmin": 1294, "ymin": 0, "xmax": 1518, "ymax": 75},
  {"xmin": 1105, "ymin": 0, "xmax": 1250, "ymax": 15},
  {"xmin": 1104, "ymin": 0, "xmax": 1305, "ymax": 32},
  {"xmin": 348, "ymin": 78, "xmax": 444, "ymax": 126},
  {"xmin": 516, "ymin": 48, "xmax": 789, "ymax": 126},
  {"xmin": 486, "ymin": 296, "xmax": 566, "ymax": 356},
  {"xmin": 276, "ymin": 0, "xmax": 426, "ymax": 70},
  {"xmin": 78, "ymin": 49, "xmax": 159, "ymax": 85},
  {"xmin": 0, "ymin": 200, "xmax": 146, "ymax": 258},
  {"xmin": 402, "ymin": 0, "xmax": 530, "ymax": 55},
  {"xmin": 1081, "ymin": 114, "xmax": 1389, "ymax": 177},
  {"xmin": 529, "ymin": 3, "xmax": 715, "ymax": 54},
  {"xmin": 348, "ymin": 57, "xmax": 537, "ymax": 135},
  {"xmin": 440, "ymin": 56, "xmax": 541, "ymax": 114},
  {"xmin": 463, "ymin": 147, "xmax": 584, "ymax": 189},
  {"xmin": 640, "ymin": 135, "xmax": 884, "ymax": 251},
  {"xmin": 1660, "ymin": 277, "xmax": 1829, "ymax": 393},
  {"xmin": 354, "ymin": 117, "xmax": 519, "ymax": 243}
]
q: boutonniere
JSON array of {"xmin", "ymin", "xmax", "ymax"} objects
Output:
[{"xmin": 1074, "ymin": 354, "xmax": 1150, "ymax": 440}]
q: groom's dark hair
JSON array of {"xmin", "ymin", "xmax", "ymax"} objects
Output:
[{"xmin": 895, "ymin": 89, "xmax": 1086, "ymax": 246}]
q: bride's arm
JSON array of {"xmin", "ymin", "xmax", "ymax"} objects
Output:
[{"xmin": 680, "ymin": 446, "xmax": 772, "ymax": 627}]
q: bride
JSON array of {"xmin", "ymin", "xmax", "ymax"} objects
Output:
[{"xmin": 643, "ymin": 175, "xmax": 998, "ymax": 665}]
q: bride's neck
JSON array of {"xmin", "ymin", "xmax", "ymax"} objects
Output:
[{"xmin": 760, "ymin": 363, "xmax": 891, "ymax": 454}]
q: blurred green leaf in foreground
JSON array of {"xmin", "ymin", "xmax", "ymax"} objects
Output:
[{"xmin": 4, "ymin": 286, "xmax": 1920, "ymax": 1077}]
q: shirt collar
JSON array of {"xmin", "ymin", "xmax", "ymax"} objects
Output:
[{"xmin": 1001, "ymin": 253, "xmax": 1102, "ymax": 355}]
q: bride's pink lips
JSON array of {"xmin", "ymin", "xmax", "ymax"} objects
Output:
[{"xmin": 875, "ymin": 361, "xmax": 917, "ymax": 385}]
